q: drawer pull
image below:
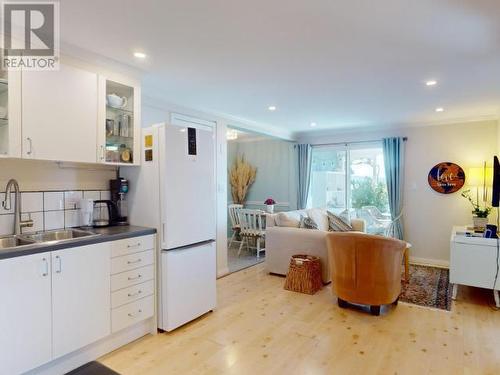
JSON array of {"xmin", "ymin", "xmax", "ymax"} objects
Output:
[
  {"xmin": 127, "ymin": 258, "xmax": 142, "ymax": 265},
  {"xmin": 128, "ymin": 309, "xmax": 142, "ymax": 318},
  {"xmin": 128, "ymin": 274, "xmax": 142, "ymax": 281},
  {"xmin": 128, "ymin": 290, "xmax": 142, "ymax": 297},
  {"xmin": 127, "ymin": 242, "xmax": 141, "ymax": 248}
]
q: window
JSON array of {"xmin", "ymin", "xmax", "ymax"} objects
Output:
[{"xmin": 309, "ymin": 143, "xmax": 391, "ymax": 234}]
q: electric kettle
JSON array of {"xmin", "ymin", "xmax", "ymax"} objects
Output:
[{"xmin": 92, "ymin": 200, "xmax": 118, "ymax": 227}]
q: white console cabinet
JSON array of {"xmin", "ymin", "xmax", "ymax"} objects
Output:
[{"xmin": 450, "ymin": 226, "xmax": 500, "ymax": 307}]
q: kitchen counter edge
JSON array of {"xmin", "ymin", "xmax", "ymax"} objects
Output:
[{"xmin": 0, "ymin": 226, "xmax": 157, "ymax": 260}]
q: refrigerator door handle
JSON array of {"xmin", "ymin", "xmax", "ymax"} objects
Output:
[{"xmin": 163, "ymin": 239, "xmax": 215, "ymax": 252}]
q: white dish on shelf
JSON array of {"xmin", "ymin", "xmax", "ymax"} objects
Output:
[{"xmin": 107, "ymin": 93, "xmax": 127, "ymax": 109}]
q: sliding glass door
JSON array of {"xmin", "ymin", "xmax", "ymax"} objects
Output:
[{"xmin": 309, "ymin": 143, "xmax": 391, "ymax": 234}]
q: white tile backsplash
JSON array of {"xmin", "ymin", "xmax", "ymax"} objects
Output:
[
  {"xmin": 83, "ymin": 190, "xmax": 101, "ymax": 200},
  {"xmin": 64, "ymin": 210, "xmax": 81, "ymax": 228},
  {"xmin": 64, "ymin": 191, "xmax": 83, "ymax": 210},
  {"xmin": 0, "ymin": 214, "xmax": 14, "ymax": 235},
  {"xmin": 21, "ymin": 212, "xmax": 44, "ymax": 234},
  {"xmin": 20, "ymin": 192, "xmax": 43, "ymax": 213},
  {"xmin": 0, "ymin": 193, "xmax": 15, "ymax": 215},
  {"xmin": 0, "ymin": 189, "xmax": 106, "ymax": 235},
  {"xmin": 44, "ymin": 210, "xmax": 65, "ymax": 231},
  {"xmin": 44, "ymin": 191, "xmax": 64, "ymax": 211},
  {"xmin": 100, "ymin": 191, "xmax": 111, "ymax": 200}
]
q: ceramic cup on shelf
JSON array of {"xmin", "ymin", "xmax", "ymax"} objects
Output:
[{"xmin": 106, "ymin": 93, "xmax": 128, "ymax": 109}]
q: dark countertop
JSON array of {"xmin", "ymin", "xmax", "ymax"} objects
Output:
[{"xmin": 0, "ymin": 225, "xmax": 156, "ymax": 260}]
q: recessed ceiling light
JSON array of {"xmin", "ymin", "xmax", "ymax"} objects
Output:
[
  {"xmin": 426, "ymin": 80, "xmax": 437, "ymax": 86},
  {"xmin": 435, "ymin": 107, "xmax": 444, "ymax": 112},
  {"xmin": 310, "ymin": 122, "xmax": 317, "ymax": 127},
  {"xmin": 133, "ymin": 51, "xmax": 147, "ymax": 59},
  {"xmin": 268, "ymin": 106, "xmax": 276, "ymax": 111}
]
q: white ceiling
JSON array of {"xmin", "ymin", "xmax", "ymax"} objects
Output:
[{"xmin": 60, "ymin": 0, "xmax": 500, "ymax": 136}]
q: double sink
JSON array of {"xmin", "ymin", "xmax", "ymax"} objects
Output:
[{"xmin": 0, "ymin": 229, "xmax": 101, "ymax": 250}]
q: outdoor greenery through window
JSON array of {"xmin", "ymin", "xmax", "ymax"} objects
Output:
[{"xmin": 308, "ymin": 144, "xmax": 391, "ymax": 234}]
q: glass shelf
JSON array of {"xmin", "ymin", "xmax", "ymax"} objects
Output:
[{"xmin": 106, "ymin": 105, "xmax": 133, "ymax": 115}]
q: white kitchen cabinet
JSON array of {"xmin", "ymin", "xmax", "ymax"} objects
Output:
[
  {"xmin": 22, "ymin": 63, "xmax": 98, "ymax": 163},
  {"xmin": 97, "ymin": 76, "xmax": 141, "ymax": 166},
  {"xmin": 0, "ymin": 252, "xmax": 52, "ymax": 375},
  {"xmin": 52, "ymin": 243, "xmax": 111, "ymax": 359}
]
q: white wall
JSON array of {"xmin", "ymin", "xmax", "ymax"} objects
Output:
[
  {"xmin": 299, "ymin": 120, "xmax": 499, "ymax": 266},
  {"xmin": 0, "ymin": 159, "xmax": 115, "ymax": 191}
]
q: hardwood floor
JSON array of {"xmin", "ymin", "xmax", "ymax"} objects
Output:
[{"xmin": 99, "ymin": 263, "xmax": 500, "ymax": 374}]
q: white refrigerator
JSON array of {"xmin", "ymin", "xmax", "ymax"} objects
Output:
[{"xmin": 123, "ymin": 122, "xmax": 216, "ymax": 331}]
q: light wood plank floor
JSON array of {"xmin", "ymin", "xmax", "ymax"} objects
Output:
[{"xmin": 100, "ymin": 263, "xmax": 500, "ymax": 375}]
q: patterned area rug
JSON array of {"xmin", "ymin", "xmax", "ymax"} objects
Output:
[
  {"xmin": 400, "ymin": 264, "xmax": 452, "ymax": 311},
  {"xmin": 66, "ymin": 361, "xmax": 120, "ymax": 375}
]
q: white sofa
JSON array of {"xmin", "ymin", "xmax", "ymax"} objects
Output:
[{"xmin": 265, "ymin": 208, "xmax": 366, "ymax": 283}]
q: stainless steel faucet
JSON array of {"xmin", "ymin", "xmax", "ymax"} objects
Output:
[{"xmin": 2, "ymin": 179, "xmax": 34, "ymax": 235}]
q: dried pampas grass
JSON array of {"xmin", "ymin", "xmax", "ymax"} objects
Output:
[{"xmin": 229, "ymin": 154, "xmax": 256, "ymax": 204}]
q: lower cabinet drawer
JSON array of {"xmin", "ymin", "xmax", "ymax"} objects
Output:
[
  {"xmin": 111, "ymin": 250, "xmax": 154, "ymax": 275},
  {"xmin": 111, "ymin": 265, "xmax": 154, "ymax": 292},
  {"xmin": 112, "ymin": 295, "xmax": 154, "ymax": 333},
  {"xmin": 111, "ymin": 280, "xmax": 155, "ymax": 309}
]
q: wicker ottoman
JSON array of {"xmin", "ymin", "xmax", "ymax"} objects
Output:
[{"xmin": 284, "ymin": 254, "xmax": 322, "ymax": 295}]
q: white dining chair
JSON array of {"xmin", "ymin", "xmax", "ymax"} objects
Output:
[
  {"xmin": 228, "ymin": 204, "xmax": 243, "ymax": 248},
  {"xmin": 238, "ymin": 209, "xmax": 266, "ymax": 258}
]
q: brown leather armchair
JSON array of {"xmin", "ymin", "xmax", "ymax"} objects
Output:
[{"xmin": 326, "ymin": 232, "xmax": 407, "ymax": 315}]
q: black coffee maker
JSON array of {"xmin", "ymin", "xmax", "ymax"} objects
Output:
[{"xmin": 110, "ymin": 176, "xmax": 129, "ymax": 225}]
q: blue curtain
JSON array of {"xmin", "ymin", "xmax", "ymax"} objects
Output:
[
  {"xmin": 382, "ymin": 137, "xmax": 405, "ymax": 240},
  {"xmin": 296, "ymin": 144, "xmax": 312, "ymax": 209}
]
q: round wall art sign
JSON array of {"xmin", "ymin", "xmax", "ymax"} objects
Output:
[{"xmin": 428, "ymin": 162, "xmax": 465, "ymax": 194}]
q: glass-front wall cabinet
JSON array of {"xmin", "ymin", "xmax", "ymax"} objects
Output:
[
  {"xmin": 103, "ymin": 80, "xmax": 136, "ymax": 164},
  {"xmin": 0, "ymin": 69, "xmax": 21, "ymax": 158},
  {"xmin": 0, "ymin": 70, "xmax": 8, "ymax": 155}
]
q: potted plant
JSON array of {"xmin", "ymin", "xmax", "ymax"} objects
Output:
[
  {"xmin": 461, "ymin": 189, "xmax": 492, "ymax": 230},
  {"xmin": 264, "ymin": 198, "xmax": 276, "ymax": 213}
]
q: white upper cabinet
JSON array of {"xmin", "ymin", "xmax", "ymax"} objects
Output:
[
  {"xmin": 98, "ymin": 76, "xmax": 141, "ymax": 166},
  {"xmin": 0, "ymin": 252, "xmax": 52, "ymax": 375},
  {"xmin": 0, "ymin": 69, "xmax": 22, "ymax": 158},
  {"xmin": 51, "ymin": 243, "xmax": 111, "ymax": 359},
  {"xmin": 22, "ymin": 63, "xmax": 98, "ymax": 163}
]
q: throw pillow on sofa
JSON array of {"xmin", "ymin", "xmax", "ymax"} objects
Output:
[
  {"xmin": 327, "ymin": 211, "xmax": 353, "ymax": 232},
  {"xmin": 299, "ymin": 215, "xmax": 319, "ymax": 230},
  {"xmin": 276, "ymin": 212, "xmax": 301, "ymax": 228},
  {"xmin": 306, "ymin": 208, "xmax": 329, "ymax": 231}
]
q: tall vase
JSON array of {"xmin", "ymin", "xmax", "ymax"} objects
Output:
[
  {"xmin": 266, "ymin": 204, "xmax": 274, "ymax": 214},
  {"xmin": 473, "ymin": 216, "xmax": 488, "ymax": 231}
]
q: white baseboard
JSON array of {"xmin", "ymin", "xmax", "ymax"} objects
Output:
[
  {"xmin": 410, "ymin": 256, "xmax": 449, "ymax": 269},
  {"xmin": 26, "ymin": 318, "xmax": 156, "ymax": 375}
]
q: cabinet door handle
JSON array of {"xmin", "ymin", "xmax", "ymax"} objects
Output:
[
  {"xmin": 128, "ymin": 274, "xmax": 142, "ymax": 281},
  {"xmin": 127, "ymin": 258, "xmax": 142, "ymax": 265},
  {"xmin": 128, "ymin": 309, "xmax": 142, "ymax": 318},
  {"xmin": 41, "ymin": 257, "xmax": 48, "ymax": 277},
  {"xmin": 55, "ymin": 255, "xmax": 62, "ymax": 273},
  {"xmin": 127, "ymin": 242, "xmax": 141, "ymax": 249},
  {"xmin": 100, "ymin": 145, "xmax": 104, "ymax": 160},
  {"xmin": 128, "ymin": 290, "xmax": 142, "ymax": 297},
  {"xmin": 26, "ymin": 137, "xmax": 33, "ymax": 155}
]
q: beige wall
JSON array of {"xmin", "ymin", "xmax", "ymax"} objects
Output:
[
  {"xmin": 0, "ymin": 159, "xmax": 115, "ymax": 192},
  {"xmin": 298, "ymin": 119, "xmax": 499, "ymax": 266}
]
